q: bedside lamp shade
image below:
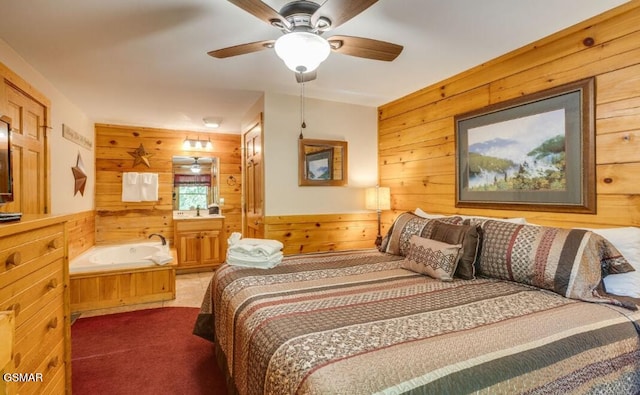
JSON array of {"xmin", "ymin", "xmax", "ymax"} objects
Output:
[{"xmin": 365, "ymin": 187, "xmax": 391, "ymax": 211}]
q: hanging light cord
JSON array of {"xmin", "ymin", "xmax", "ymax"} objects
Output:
[{"xmin": 299, "ymin": 75, "xmax": 306, "ymax": 139}]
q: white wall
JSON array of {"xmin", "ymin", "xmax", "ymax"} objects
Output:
[
  {"xmin": 0, "ymin": 39, "xmax": 94, "ymax": 214},
  {"xmin": 263, "ymin": 91, "xmax": 378, "ymax": 215}
]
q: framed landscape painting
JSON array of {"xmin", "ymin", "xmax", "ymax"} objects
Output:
[
  {"xmin": 305, "ymin": 148, "xmax": 333, "ymax": 181},
  {"xmin": 455, "ymin": 78, "xmax": 595, "ymax": 213}
]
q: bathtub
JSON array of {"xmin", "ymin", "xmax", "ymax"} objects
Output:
[
  {"xmin": 69, "ymin": 241, "xmax": 177, "ymax": 312},
  {"xmin": 70, "ymin": 241, "xmax": 169, "ymax": 273}
]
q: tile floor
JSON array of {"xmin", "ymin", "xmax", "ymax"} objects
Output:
[{"xmin": 77, "ymin": 270, "xmax": 215, "ymax": 319}]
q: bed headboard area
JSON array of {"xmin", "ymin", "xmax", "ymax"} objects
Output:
[{"xmin": 377, "ymin": 2, "xmax": 640, "ymax": 231}]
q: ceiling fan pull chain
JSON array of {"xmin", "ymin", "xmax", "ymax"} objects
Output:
[{"xmin": 299, "ymin": 77, "xmax": 306, "ymax": 139}]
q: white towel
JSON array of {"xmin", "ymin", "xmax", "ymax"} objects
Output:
[
  {"xmin": 228, "ymin": 232, "xmax": 242, "ymax": 246},
  {"xmin": 228, "ymin": 238, "xmax": 284, "ymax": 257},
  {"xmin": 151, "ymin": 252, "xmax": 173, "ymax": 265},
  {"xmin": 227, "ymin": 250, "xmax": 283, "ymax": 262},
  {"xmin": 122, "ymin": 172, "xmax": 141, "ymax": 202},
  {"xmin": 125, "ymin": 172, "xmax": 139, "ymax": 184},
  {"xmin": 226, "ymin": 251, "xmax": 283, "ymax": 269},
  {"xmin": 140, "ymin": 173, "xmax": 159, "ymax": 201}
]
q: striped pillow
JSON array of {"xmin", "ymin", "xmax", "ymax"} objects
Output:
[{"xmin": 476, "ymin": 220, "xmax": 636, "ymax": 309}]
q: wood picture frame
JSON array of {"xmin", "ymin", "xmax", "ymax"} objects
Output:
[
  {"xmin": 298, "ymin": 138, "xmax": 348, "ymax": 186},
  {"xmin": 455, "ymin": 77, "xmax": 595, "ymax": 213}
]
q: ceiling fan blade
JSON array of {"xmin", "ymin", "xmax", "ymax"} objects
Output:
[
  {"xmin": 207, "ymin": 40, "xmax": 275, "ymax": 58},
  {"xmin": 295, "ymin": 70, "xmax": 317, "ymax": 83},
  {"xmin": 328, "ymin": 35, "xmax": 403, "ymax": 61},
  {"xmin": 311, "ymin": 0, "xmax": 378, "ymax": 30},
  {"xmin": 227, "ymin": 0, "xmax": 290, "ymax": 29}
]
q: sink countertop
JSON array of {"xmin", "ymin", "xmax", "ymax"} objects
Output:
[
  {"xmin": 173, "ymin": 214, "xmax": 224, "ymax": 220},
  {"xmin": 173, "ymin": 213, "xmax": 225, "ymax": 220}
]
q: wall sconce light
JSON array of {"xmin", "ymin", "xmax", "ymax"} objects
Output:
[
  {"xmin": 365, "ymin": 185, "xmax": 391, "ymax": 247},
  {"xmin": 183, "ymin": 136, "xmax": 213, "ymax": 151},
  {"xmin": 203, "ymin": 117, "xmax": 222, "ymax": 129}
]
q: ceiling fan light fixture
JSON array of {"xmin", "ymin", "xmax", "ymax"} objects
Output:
[
  {"xmin": 190, "ymin": 157, "xmax": 202, "ymax": 173},
  {"xmin": 274, "ymin": 32, "xmax": 330, "ymax": 73}
]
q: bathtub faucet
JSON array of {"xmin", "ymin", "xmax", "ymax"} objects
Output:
[{"xmin": 148, "ymin": 233, "xmax": 167, "ymax": 246}]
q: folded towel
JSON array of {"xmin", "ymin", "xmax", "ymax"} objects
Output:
[
  {"xmin": 228, "ymin": 232, "xmax": 242, "ymax": 246},
  {"xmin": 141, "ymin": 173, "xmax": 154, "ymax": 184},
  {"xmin": 122, "ymin": 172, "xmax": 141, "ymax": 202},
  {"xmin": 124, "ymin": 172, "xmax": 139, "ymax": 184},
  {"xmin": 151, "ymin": 252, "xmax": 173, "ymax": 265},
  {"xmin": 226, "ymin": 251, "xmax": 283, "ymax": 269},
  {"xmin": 228, "ymin": 238, "xmax": 284, "ymax": 257},
  {"xmin": 227, "ymin": 250, "xmax": 283, "ymax": 263},
  {"xmin": 140, "ymin": 173, "xmax": 159, "ymax": 201}
]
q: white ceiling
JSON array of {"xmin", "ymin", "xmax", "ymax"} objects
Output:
[{"xmin": 0, "ymin": 0, "xmax": 628, "ymax": 134}]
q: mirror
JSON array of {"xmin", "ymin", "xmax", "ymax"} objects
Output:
[
  {"xmin": 172, "ymin": 156, "xmax": 219, "ymax": 210},
  {"xmin": 298, "ymin": 138, "xmax": 348, "ymax": 186}
]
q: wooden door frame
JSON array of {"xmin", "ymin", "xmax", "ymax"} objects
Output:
[
  {"xmin": 0, "ymin": 62, "xmax": 51, "ymax": 213},
  {"xmin": 242, "ymin": 113, "xmax": 264, "ymax": 237}
]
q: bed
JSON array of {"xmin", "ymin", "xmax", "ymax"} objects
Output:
[{"xmin": 194, "ymin": 214, "xmax": 640, "ymax": 394}]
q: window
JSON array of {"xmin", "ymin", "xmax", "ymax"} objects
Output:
[
  {"xmin": 173, "ymin": 174, "xmax": 211, "ymax": 210},
  {"xmin": 177, "ymin": 185, "xmax": 208, "ymax": 210}
]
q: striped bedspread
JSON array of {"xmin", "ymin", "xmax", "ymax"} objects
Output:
[{"xmin": 195, "ymin": 249, "xmax": 640, "ymax": 395}]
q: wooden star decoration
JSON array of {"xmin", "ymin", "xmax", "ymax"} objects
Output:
[
  {"xmin": 72, "ymin": 153, "xmax": 87, "ymax": 196},
  {"xmin": 128, "ymin": 143, "xmax": 153, "ymax": 167}
]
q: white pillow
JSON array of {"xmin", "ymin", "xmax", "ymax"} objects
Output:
[
  {"xmin": 413, "ymin": 208, "xmax": 447, "ymax": 219},
  {"xmin": 461, "ymin": 215, "xmax": 528, "ymax": 224},
  {"xmin": 586, "ymin": 227, "xmax": 640, "ymax": 298},
  {"xmin": 413, "ymin": 209, "xmax": 527, "ymax": 224}
]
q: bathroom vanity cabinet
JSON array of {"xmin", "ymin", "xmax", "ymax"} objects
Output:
[
  {"xmin": 0, "ymin": 215, "xmax": 71, "ymax": 394},
  {"xmin": 173, "ymin": 216, "xmax": 225, "ymax": 272}
]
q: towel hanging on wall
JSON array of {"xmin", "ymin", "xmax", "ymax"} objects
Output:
[
  {"xmin": 122, "ymin": 172, "xmax": 159, "ymax": 202},
  {"xmin": 122, "ymin": 172, "xmax": 141, "ymax": 202},
  {"xmin": 140, "ymin": 173, "xmax": 159, "ymax": 201}
]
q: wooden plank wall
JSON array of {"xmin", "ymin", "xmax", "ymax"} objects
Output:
[
  {"xmin": 378, "ymin": 2, "xmax": 640, "ymax": 229},
  {"xmin": 94, "ymin": 124, "xmax": 241, "ymax": 245},
  {"xmin": 264, "ymin": 213, "xmax": 380, "ymax": 255},
  {"xmin": 66, "ymin": 210, "xmax": 95, "ymax": 261}
]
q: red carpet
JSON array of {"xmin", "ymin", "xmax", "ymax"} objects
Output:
[{"xmin": 71, "ymin": 307, "xmax": 227, "ymax": 395}]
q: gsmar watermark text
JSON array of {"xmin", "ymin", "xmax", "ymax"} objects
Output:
[{"xmin": 2, "ymin": 373, "xmax": 43, "ymax": 382}]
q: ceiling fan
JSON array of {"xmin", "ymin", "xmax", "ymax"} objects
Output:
[
  {"xmin": 175, "ymin": 157, "xmax": 208, "ymax": 173},
  {"xmin": 208, "ymin": 0, "xmax": 403, "ymax": 82}
]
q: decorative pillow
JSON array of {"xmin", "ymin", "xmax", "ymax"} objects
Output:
[
  {"xmin": 402, "ymin": 236, "xmax": 462, "ymax": 281},
  {"xmin": 476, "ymin": 220, "xmax": 636, "ymax": 309},
  {"xmin": 430, "ymin": 221, "xmax": 482, "ymax": 280},
  {"xmin": 585, "ymin": 227, "xmax": 640, "ymax": 298},
  {"xmin": 380, "ymin": 212, "xmax": 463, "ymax": 256}
]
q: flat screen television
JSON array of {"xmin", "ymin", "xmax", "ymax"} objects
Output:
[{"xmin": 0, "ymin": 115, "xmax": 13, "ymax": 204}]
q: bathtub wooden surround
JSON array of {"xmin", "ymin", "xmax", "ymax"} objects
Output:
[
  {"xmin": 69, "ymin": 249, "xmax": 177, "ymax": 313},
  {"xmin": 0, "ymin": 214, "xmax": 72, "ymax": 394}
]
